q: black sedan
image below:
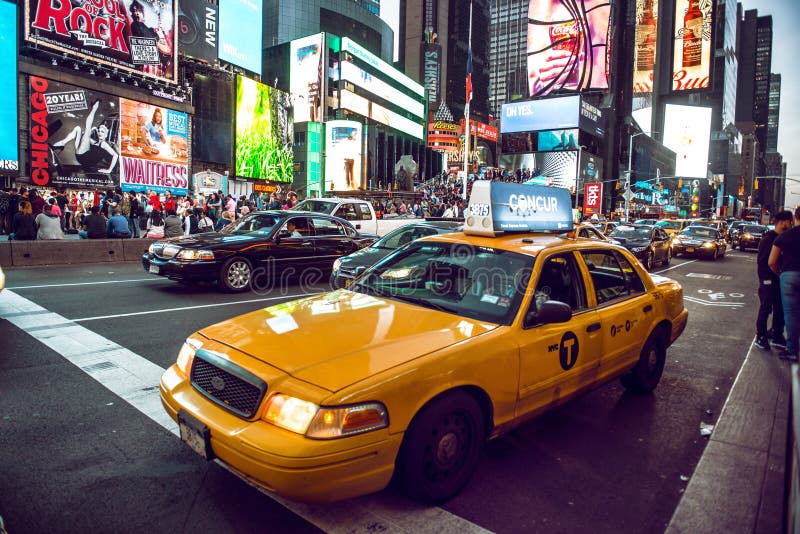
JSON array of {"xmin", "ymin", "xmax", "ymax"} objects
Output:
[
  {"xmin": 330, "ymin": 220, "xmax": 463, "ymax": 289},
  {"xmin": 608, "ymin": 224, "xmax": 672, "ymax": 270},
  {"xmin": 735, "ymin": 224, "xmax": 768, "ymax": 251},
  {"xmin": 142, "ymin": 211, "xmax": 377, "ymax": 292},
  {"xmin": 671, "ymin": 225, "xmax": 727, "ymax": 260}
]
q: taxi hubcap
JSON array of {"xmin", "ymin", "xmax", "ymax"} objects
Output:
[
  {"xmin": 647, "ymin": 347, "xmax": 658, "ymax": 371},
  {"xmin": 436, "ymin": 432, "xmax": 460, "ymax": 466},
  {"xmin": 228, "ymin": 262, "xmax": 251, "ymax": 288}
]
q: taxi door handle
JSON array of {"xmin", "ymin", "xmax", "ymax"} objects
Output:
[
  {"xmin": 643, "ymin": 304, "xmax": 653, "ymax": 313},
  {"xmin": 586, "ymin": 323, "xmax": 601, "ymax": 333}
]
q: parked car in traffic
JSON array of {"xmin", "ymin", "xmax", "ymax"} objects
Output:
[
  {"xmin": 735, "ymin": 223, "xmax": 768, "ymax": 251},
  {"xmin": 726, "ymin": 220, "xmax": 747, "ymax": 244},
  {"xmin": 330, "ymin": 220, "xmax": 463, "ymax": 289},
  {"xmin": 655, "ymin": 218, "xmax": 691, "ymax": 237},
  {"xmin": 142, "ymin": 211, "xmax": 377, "ymax": 292},
  {"xmin": 671, "ymin": 225, "xmax": 727, "ymax": 260},
  {"xmin": 608, "ymin": 224, "xmax": 672, "ymax": 270},
  {"xmin": 593, "ymin": 221, "xmax": 619, "ymax": 235},
  {"xmin": 574, "ymin": 223, "xmax": 621, "ymax": 245}
]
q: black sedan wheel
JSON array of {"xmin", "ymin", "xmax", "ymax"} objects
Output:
[
  {"xmin": 644, "ymin": 250, "xmax": 654, "ymax": 270},
  {"xmin": 219, "ymin": 257, "xmax": 252, "ymax": 292},
  {"xmin": 395, "ymin": 390, "xmax": 484, "ymax": 504},
  {"xmin": 712, "ymin": 246, "xmax": 719, "ymax": 261},
  {"xmin": 662, "ymin": 248, "xmax": 671, "ymax": 266}
]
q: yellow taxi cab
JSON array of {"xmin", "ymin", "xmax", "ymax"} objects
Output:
[
  {"xmin": 655, "ymin": 218, "xmax": 691, "ymax": 236},
  {"xmin": 160, "ymin": 182, "xmax": 688, "ymax": 504}
]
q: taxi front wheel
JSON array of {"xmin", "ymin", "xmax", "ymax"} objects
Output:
[
  {"xmin": 395, "ymin": 390, "xmax": 485, "ymax": 504},
  {"xmin": 621, "ymin": 330, "xmax": 667, "ymax": 394}
]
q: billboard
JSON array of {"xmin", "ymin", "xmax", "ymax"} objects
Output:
[
  {"xmin": 527, "ymin": 0, "xmax": 611, "ymax": 97},
  {"xmin": 325, "ymin": 120, "xmax": 362, "ymax": 191},
  {"xmin": 338, "ymin": 60, "xmax": 425, "ymax": 118},
  {"xmin": 178, "ymin": 0, "xmax": 217, "ymax": 63},
  {"xmin": 119, "ymin": 98, "xmax": 188, "ymax": 195},
  {"xmin": 583, "ymin": 182, "xmax": 603, "ymax": 216},
  {"xmin": 0, "ymin": 0, "xmax": 18, "ymax": 172},
  {"xmin": 235, "ymin": 75, "xmax": 293, "ymax": 182},
  {"xmin": 500, "ymin": 95, "xmax": 580, "ymax": 134},
  {"xmin": 633, "ymin": 0, "xmax": 659, "ymax": 94},
  {"xmin": 341, "ymin": 38, "xmax": 424, "ymax": 97},
  {"xmin": 421, "ymin": 43, "xmax": 441, "ymax": 106},
  {"xmin": 28, "ymin": 76, "xmax": 118, "ymax": 189},
  {"xmin": 663, "ymin": 104, "xmax": 712, "ymax": 178},
  {"xmin": 219, "ymin": 0, "xmax": 262, "ymax": 74},
  {"xmin": 498, "ymin": 151, "xmax": 578, "ymax": 191},
  {"xmin": 579, "ymin": 151, "xmax": 604, "ymax": 184},
  {"xmin": 537, "ymin": 129, "xmax": 578, "ymax": 151},
  {"xmin": 672, "ymin": 0, "xmax": 713, "ymax": 91},
  {"xmin": 25, "ymin": 0, "xmax": 178, "ymax": 83},
  {"xmin": 290, "ymin": 33, "xmax": 323, "ymax": 123}
]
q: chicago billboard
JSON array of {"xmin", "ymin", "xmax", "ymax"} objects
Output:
[
  {"xmin": 663, "ymin": 104, "xmax": 712, "ymax": 178},
  {"xmin": 527, "ymin": 0, "xmax": 611, "ymax": 97},
  {"xmin": 1, "ymin": 0, "xmax": 18, "ymax": 172},
  {"xmin": 25, "ymin": 0, "xmax": 178, "ymax": 83},
  {"xmin": 219, "ymin": 0, "xmax": 262, "ymax": 74},
  {"xmin": 672, "ymin": 0, "xmax": 713, "ymax": 91}
]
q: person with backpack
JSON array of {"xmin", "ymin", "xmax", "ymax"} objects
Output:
[
  {"xmin": 183, "ymin": 207, "xmax": 199, "ymax": 236},
  {"xmin": 197, "ymin": 208, "xmax": 214, "ymax": 233}
]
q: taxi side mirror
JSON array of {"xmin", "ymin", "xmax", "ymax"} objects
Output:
[{"xmin": 524, "ymin": 300, "xmax": 572, "ymax": 328}]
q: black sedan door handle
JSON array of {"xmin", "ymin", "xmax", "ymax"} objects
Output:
[
  {"xmin": 643, "ymin": 304, "xmax": 653, "ymax": 313},
  {"xmin": 586, "ymin": 323, "xmax": 601, "ymax": 333},
  {"xmin": 302, "ymin": 241, "xmax": 312, "ymax": 246}
]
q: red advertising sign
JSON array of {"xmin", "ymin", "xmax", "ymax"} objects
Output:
[
  {"xmin": 459, "ymin": 119, "xmax": 499, "ymax": 142},
  {"xmin": 24, "ymin": 0, "xmax": 178, "ymax": 83},
  {"xmin": 583, "ymin": 182, "xmax": 603, "ymax": 216}
]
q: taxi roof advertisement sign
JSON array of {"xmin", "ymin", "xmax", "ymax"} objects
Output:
[
  {"xmin": 24, "ymin": 0, "xmax": 178, "ymax": 84},
  {"xmin": 465, "ymin": 181, "xmax": 573, "ymax": 236}
]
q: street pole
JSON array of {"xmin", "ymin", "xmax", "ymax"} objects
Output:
[{"xmin": 625, "ymin": 134, "xmax": 633, "ymax": 221}]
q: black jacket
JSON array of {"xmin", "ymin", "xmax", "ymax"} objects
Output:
[
  {"xmin": 11, "ymin": 212, "xmax": 36, "ymax": 240},
  {"xmin": 757, "ymin": 229, "xmax": 778, "ymax": 281}
]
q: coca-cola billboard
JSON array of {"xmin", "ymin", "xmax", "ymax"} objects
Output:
[
  {"xmin": 633, "ymin": 0, "xmax": 659, "ymax": 94},
  {"xmin": 671, "ymin": 0, "xmax": 713, "ymax": 91},
  {"xmin": 24, "ymin": 0, "xmax": 178, "ymax": 84}
]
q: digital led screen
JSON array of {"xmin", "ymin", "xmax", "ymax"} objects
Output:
[
  {"xmin": 178, "ymin": 0, "xmax": 217, "ymax": 63},
  {"xmin": 500, "ymin": 95, "xmax": 580, "ymax": 134},
  {"xmin": 25, "ymin": 0, "xmax": 178, "ymax": 83},
  {"xmin": 325, "ymin": 120, "xmax": 363, "ymax": 191},
  {"xmin": 0, "ymin": 0, "xmax": 18, "ymax": 171},
  {"xmin": 663, "ymin": 104, "xmax": 712, "ymax": 178},
  {"xmin": 371, "ymin": 102, "xmax": 424, "ymax": 140},
  {"xmin": 527, "ymin": 0, "xmax": 611, "ymax": 97},
  {"xmin": 219, "ymin": 0, "xmax": 262, "ymax": 74},
  {"xmin": 338, "ymin": 60, "xmax": 425, "ymax": 118},
  {"xmin": 339, "ymin": 89, "xmax": 370, "ymax": 117},
  {"xmin": 27, "ymin": 76, "xmax": 117, "ymax": 189},
  {"xmin": 498, "ymin": 150, "xmax": 578, "ymax": 191},
  {"xmin": 672, "ymin": 0, "xmax": 713, "ymax": 91},
  {"xmin": 633, "ymin": 0, "xmax": 659, "ymax": 94},
  {"xmin": 537, "ymin": 129, "xmax": 579, "ymax": 151},
  {"xmin": 235, "ymin": 75, "xmax": 293, "ymax": 182},
  {"xmin": 119, "ymin": 98, "xmax": 189, "ymax": 195},
  {"xmin": 290, "ymin": 33, "xmax": 323, "ymax": 123},
  {"xmin": 341, "ymin": 37, "xmax": 424, "ymax": 97}
]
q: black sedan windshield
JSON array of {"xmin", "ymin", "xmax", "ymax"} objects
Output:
[
  {"xmin": 610, "ymin": 226, "xmax": 652, "ymax": 239},
  {"xmin": 223, "ymin": 214, "xmax": 282, "ymax": 236},
  {"xmin": 681, "ymin": 227, "xmax": 715, "ymax": 238},
  {"xmin": 352, "ymin": 241, "xmax": 533, "ymax": 325}
]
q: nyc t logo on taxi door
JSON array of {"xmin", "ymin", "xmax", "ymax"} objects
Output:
[{"xmin": 559, "ymin": 331, "xmax": 579, "ymax": 370}]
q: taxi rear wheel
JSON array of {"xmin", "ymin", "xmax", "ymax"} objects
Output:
[
  {"xmin": 219, "ymin": 257, "xmax": 252, "ymax": 292},
  {"xmin": 621, "ymin": 331, "xmax": 666, "ymax": 394},
  {"xmin": 395, "ymin": 390, "xmax": 484, "ymax": 504}
]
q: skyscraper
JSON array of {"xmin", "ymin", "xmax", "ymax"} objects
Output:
[
  {"xmin": 735, "ymin": 10, "xmax": 772, "ymax": 159},
  {"xmin": 488, "ymin": 0, "xmax": 527, "ymax": 117},
  {"xmin": 767, "ymin": 73, "xmax": 780, "ymax": 152}
]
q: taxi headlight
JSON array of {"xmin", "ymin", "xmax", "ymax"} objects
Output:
[
  {"xmin": 672, "ymin": 237, "xmax": 681, "ymax": 245},
  {"xmin": 262, "ymin": 394, "xmax": 389, "ymax": 439},
  {"xmin": 148, "ymin": 244, "xmax": 158, "ymax": 254},
  {"xmin": 702, "ymin": 241, "xmax": 714, "ymax": 248},
  {"xmin": 743, "ymin": 233, "xmax": 752, "ymax": 239},
  {"xmin": 176, "ymin": 338, "xmax": 203, "ymax": 376},
  {"xmin": 332, "ymin": 258, "xmax": 342, "ymax": 273},
  {"xmin": 176, "ymin": 249, "xmax": 215, "ymax": 261}
]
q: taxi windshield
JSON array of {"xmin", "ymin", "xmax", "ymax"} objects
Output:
[
  {"xmin": 656, "ymin": 220, "xmax": 682, "ymax": 230},
  {"xmin": 609, "ymin": 226, "xmax": 652, "ymax": 239},
  {"xmin": 223, "ymin": 214, "xmax": 282, "ymax": 235},
  {"xmin": 681, "ymin": 227, "xmax": 714, "ymax": 238},
  {"xmin": 351, "ymin": 241, "xmax": 533, "ymax": 325}
]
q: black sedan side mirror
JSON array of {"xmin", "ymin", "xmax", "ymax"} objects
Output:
[{"xmin": 524, "ymin": 300, "xmax": 573, "ymax": 328}]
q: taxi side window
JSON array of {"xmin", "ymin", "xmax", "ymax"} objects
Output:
[
  {"xmin": 612, "ymin": 251, "xmax": 646, "ymax": 294},
  {"xmin": 528, "ymin": 253, "xmax": 586, "ymax": 322},
  {"xmin": 581, "ymin": 250, "xmax": 633, "ymax": 305}
]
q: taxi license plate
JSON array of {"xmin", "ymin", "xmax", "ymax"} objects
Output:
[
  {"xmin": 686, "ymin": 247, "xmax": 695, "ymax": 253},
  {"xmin": 178, "ymin": 410, "xmax": 213, "ymax": 460},
  {"xmin": 149, "ymin": 263, "xmax": 160, "ymax": 274}
]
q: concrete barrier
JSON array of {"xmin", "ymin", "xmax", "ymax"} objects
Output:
[
  {"xmin": 123, "ymin": 238, "xmax": 157, "ymax": 262},
  {"xmin": 4, "ymin": 239, "xmax": 129, "ymax": 267},
  {"xmin": 0, "ymin": 242, "xmax": 11, "ymax": 267}
]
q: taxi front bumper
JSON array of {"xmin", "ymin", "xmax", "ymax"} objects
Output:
[{"xmin": 160, "ymin": 365, "xmax": 403, "ymax": 503}]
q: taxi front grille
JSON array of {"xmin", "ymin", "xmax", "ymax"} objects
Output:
[{"xmin": 190, "ymin": 351, "xmax": 267, "ymax": 419}]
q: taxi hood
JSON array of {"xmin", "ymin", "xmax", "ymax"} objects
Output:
[{"xmin": 197, "ymin": 291, "xmax": 499, "ymax": 392}]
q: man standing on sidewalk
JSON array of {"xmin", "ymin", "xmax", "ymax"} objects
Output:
[
  {"xmin": 755, "ymin": 210, "xmax": 793, "ymax": 350},
  {"xmin": 769, "ymin": 206, "xmax": 800, "ymax": 361}
]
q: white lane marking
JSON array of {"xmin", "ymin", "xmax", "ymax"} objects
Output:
[
  {"xmin": 653, "ymin": 259, "xmax": 698, "ymax": 274},
  {"xmin": 0, "ymin": 290, "xmax": 491, "ymax": 534},
  {"xmin": 71, "ymin": 293, "xmax": 320, "ymax": 322},
  {"xmin": 8, "ymin": 278, "xmax": 168, "ymax": 290},
  {"xmin": 683, "ymin": 296, "xmax": 744, "ymax": 307}
]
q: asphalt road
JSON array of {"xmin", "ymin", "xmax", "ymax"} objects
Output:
[{"xmin": 0, "ymin": 249, "xmax": 761, "ymax": 533}]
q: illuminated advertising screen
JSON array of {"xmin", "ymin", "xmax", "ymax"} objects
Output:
[
  {"xmin": 119, "ymin": 98, "xmax": 188, "ymax": 195},
  {"xmin": 341, "ymin": 38, "xmax": 424, "ymax": 97},
  {"xmin": 537, "ymin": 129, "xmax": 579, "ymax": 151},
  {"xmin": 25, "ymin": 0, "xmax": 178, "ymax": 83},
  {"xmin": 579, "ymin": 150, "xmax": 603, "ymax": 183},
  {"xmin": 497, "ymin": 151, "xmax": 578, "ymax": 191},
  {"xmin": 460, "ymin": 119, "xmax": 499, "ymax": 142},
  {"xmin": 219, "ymin": 0, "xmax": 262, "ymax": 74},
  {"xmin": 290, "ymin": 33, "xmax": 323, "ymax": 123},
  {"xmin": 500, "ymin": 95, "xmax": 580, "ymax": 134},
  {"xmin": 325, "ymin": 120, "xmax": 362, "ymax": 191},
  {"xmin": 633, "ymin": 0, "xmax": 659, "ymax": 94},
  {"xmin": 235, "ymin": 75, "xmax": 293, "ymax": 182},
  {"xmin": 0, "ymin": 0, "xmax": 18, "ymax": 172},
  {"xmin": 371, "ymin": 102, "xmax": 424, "ymax": 140},
  {"xmin": 527, "ymin": 0, "xmax": 611, "ymax": 97},
  {"xmin": 427, "ymin": 121, "xmax": 459, "ymax": 151},
  {"xmin": 178, "ymin": 0, "xmax": 217, "ymax": 63},
  {"xmin": 663, "ymin": 104, "xmax": 712, "ymax": 178},
  {"xmin": 672, "ymin": 0, "xmax": 713, "ymax": 91},
  {"xmin": 339, "ymin": 89, "xmax": 370, "ymax": 117},
  {"xmin": 338, "ymin": 60, "xmax": 425, "ymax": 118},
  {"xmin": 421, "ymin": 43, "xmax": 441, "ymax": 105},
  {"xmin": 27, "ymin": 76, "xmax": 117, "ymax": 189},
  {"xmin": 583, "ymin": 182, "xmax": 603, "ymax": 216}
]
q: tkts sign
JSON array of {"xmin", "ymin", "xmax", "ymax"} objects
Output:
[{"xmin": 24, "ymin": 0, "xmax": 178, "ymax": 83}]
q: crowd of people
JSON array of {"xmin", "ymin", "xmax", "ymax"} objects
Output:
[{"xmin": 0, "ymin": 186, "xmax": 300, "ymax": 241}]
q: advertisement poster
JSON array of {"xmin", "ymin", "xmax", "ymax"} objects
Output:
[
  {"xmin": 421, "ymin": 43, "xmax": 441, "ymax": 106},
  {"xmin": 325, "ymin": 120, "xmax": 362, "ymax": 191},
  {"xmin": 662, "ymin": 104, "xmax": 712, "ymax": 178},
  {"xmin": 583, "ymin": 182, "xmax": 603, "ymax": 216},
  {"xmin": 25, "ymin": 0, "xmax": 178, "ymax": 83},
  {"xmin": 178, "ymin": 0, "xmax": 217, "ymax": 63},
  {"xmin": 119, "ymin": 98, "xmax": 188, "ymax": 195},
  {"xmin": 500, "ymin": 95, "xmax": 580, "ymax": 134},
  {"xmin": 579, "ymin": 150, "xmax": 604, "ymax": 183},
  {"xmin": 290, "ymin": 33, "xmax": 323, "ymax": 123},
  {"xmin": 527, "ymin": 0, "xmax": 611, "ymax": 97},
  {"xmin": 218, "ymin": 0, "xmax": 262, "ymax": 74},
  {"xmin": 0, "ymin": 0, "xmax": 18, "ymax": 172},
  {"xmin": 193, "ymin": 170, "xmax": 227, "ymax": 195},
  {"xmin": 28, "ymin": 75, "xmax": 118, "ymax": 189},
  {"xmin": 537, "ymin": 129, "xmax": 578, "ymax": 151},
  {"xmin": 672, "ymin": 0, "xmax": 713, "ymax": 91},
  {"xmin": 633, "ymin": 0, "xmax": 659, "ymax": 94},
  {"xmin": 235, "ymin": 75, "xmax": 293, "ymax": 182}
]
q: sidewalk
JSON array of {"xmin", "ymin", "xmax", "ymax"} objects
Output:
[{"xmin": 666, "ymin": 340, "xmax": 792, "ymax": 533}]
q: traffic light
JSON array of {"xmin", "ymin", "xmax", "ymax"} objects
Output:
[
  {"xmin": 754, "ymin": 179, "xmax": 759, "ymax": 190},
  {"xmin": 678, "ymin": 178, "xmax": 683, "ymax": 188}
]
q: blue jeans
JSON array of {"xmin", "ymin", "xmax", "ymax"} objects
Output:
[{"xmin": 781, "ymin": 271, "xmax": 800, "ymax": 356}]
